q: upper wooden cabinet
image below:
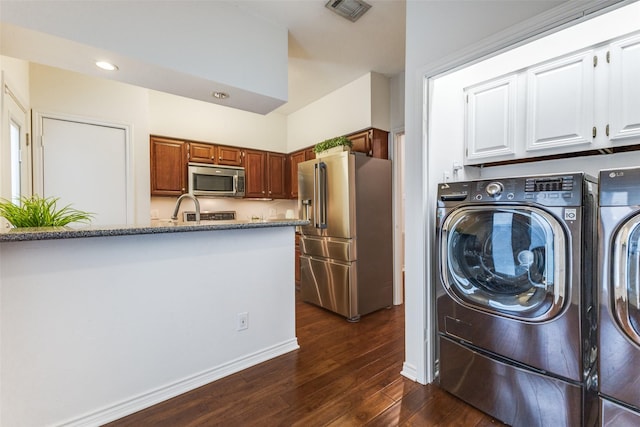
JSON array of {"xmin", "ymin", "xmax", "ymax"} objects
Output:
[
  {"xmin": 217, "ymin": 145, "xmax": 244, "ymax": 166},
  {"xmin": 188, "ymin": 142, "xmax": 244, "ymax": 166},
  {"xmin": 189, "ymin": 142, "xmax": 216, "ymax": 164},
  {"xmin": 150, "ymin": 136, "xmax": 187, "ymax": 196},
  {"xmin": 288, "ymin": 150, "xmax": 307, "ymax": 199},
  {"xmin": 267, "ymin": 152, "xmax": 287, "ymax": 199},
  {"xmin": 244, "ymin": 149, "xmax": 267, "ymax": 198},
  {"xmin": 245, "ymin": 149, "xmax": 287, "ymax": 199},
  {"xmin": 347, "ymin": 128, "xmax": 389, "ymax": 159}
]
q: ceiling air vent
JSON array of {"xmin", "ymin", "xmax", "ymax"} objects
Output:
[{"xmin": 325, "ymin": 0, "xmax": 372, "ymax": 22}]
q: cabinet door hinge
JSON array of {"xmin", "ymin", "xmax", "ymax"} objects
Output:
[
  {"xmin": 593, "ymin": 55, "xmax": 598, "ymax": 67},
  {"xmin": 606, "ymin": 51, "xmax": 610, "ymax": 63},
  {"xmin": 592, "ymin": 126, "xmax": 597, "ymax": 138},
  {"xmin": 466, "ymin": 94, "xmax": 469, "ymax": 103},
  {"xmin": 26, "ymin": 132, "xmax": 30, "ymax": 146},
  {"xmin": 606, "ymin": 124, "xmax": 610, "ymax": 137}
]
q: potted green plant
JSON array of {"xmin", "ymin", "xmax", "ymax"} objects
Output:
[
  {"xmin": 0, "ymin": 195, "xmax": 94, "ymax": 227},
  {"xmin": 313, "ymin": 136, "xmax": 353, "ymax": 157}
]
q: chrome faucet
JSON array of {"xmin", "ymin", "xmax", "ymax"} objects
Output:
[{"xmin": 171, "ymin": 193, "xmax": 200, "ymax": 222}]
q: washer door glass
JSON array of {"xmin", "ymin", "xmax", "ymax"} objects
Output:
[
  {"xmin": 613, "ymin": 214, "xmax": 640, "ymax": 347},
  {"xmin": 442, "ymin": 206, "xmax": 567, "ymax": 321}
]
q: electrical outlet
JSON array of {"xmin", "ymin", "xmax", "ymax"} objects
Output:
[{"xmin": 237, "ymin": 312, "xmax": 249, "ymax": 331}]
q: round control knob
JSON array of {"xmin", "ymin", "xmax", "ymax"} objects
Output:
[{"xmin": 486, "ymin": 182, "xmax": 504, "ymax": 197}]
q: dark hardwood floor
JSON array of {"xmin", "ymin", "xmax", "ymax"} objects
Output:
[{"xmin": 106, "ymin": 293, "xmax": 504, "ymax": 426}]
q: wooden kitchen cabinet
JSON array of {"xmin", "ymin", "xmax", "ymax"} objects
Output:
[
  {"xmin": 189, "ymin": 142, "xmax": 216, "ymax": 164},
  {"xmin": 244, "ymin": 149, "xmax": 267, "ymax": 197},
  {"xmin": 305, "ymin": 148, "xmax": 315, "ymax": 160},
  {"xmin": 288, "ymin": 149, "xmax": 307, "ymax": 199},
  {"xmin": 189, "ymin": 142, "xmax": 243, "ymax": 166},
  {"xmin": 347, "ymin": 128, "xmax": 389, "ymax": 159},
  {"xmin": 217, "ymin": 145, "xmax": 244, "ymax": 166},
  {"xmin": 244, "ymin": 149, "xmax": 287, "ymax": 199},
  {"xmin": 268, "ymin": 152, "xmax": 287, "ymax": 199},
  {"xmin": 150, "ymin": 136, "xmax": 187, "ymax": 196}
]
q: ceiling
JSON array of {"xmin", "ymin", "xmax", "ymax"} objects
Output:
[
  {"xmin": 233, "ymin": 0, "xmax": 406, "ymax": 115},
  {"xmin": 0, "ymin": 0, "xmax": 405, "ymax": 116}
]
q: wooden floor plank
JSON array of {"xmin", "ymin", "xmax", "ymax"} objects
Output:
[{"xmin": 106, "ymin": 293, "xmax": 504, "ymax": 427}]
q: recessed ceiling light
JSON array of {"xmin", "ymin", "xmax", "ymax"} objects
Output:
[
  {"xmin": 95, "ymin": 61, "xmax": 118, "ymax": 71},
  {"xmin": 212, "ymin": 91, "xmax": 229, "ymax": 99}
]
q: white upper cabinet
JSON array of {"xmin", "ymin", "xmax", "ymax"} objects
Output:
[
  {"xmin": 609, "ymin": 33, "xmax": 640, "ymax": 142},
  {"xmin": 525, "ymin": 51, "xmax": 594, "ymax": 152},
  {"xmin": 464, "ymin": 30, "xmax": 640, "ymax": 165},
  {"xmin": 465, "ymin": 75, "xmax": 517, "ymax": 162}
]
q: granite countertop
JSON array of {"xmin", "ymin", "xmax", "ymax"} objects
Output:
[{"xmin": 0, "ymin": 219, "xmax": 309, "ymax": 242}]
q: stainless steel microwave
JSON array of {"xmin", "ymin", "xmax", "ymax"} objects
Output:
[{"xmin": 188, "ymin": 163, "xmax": 245, "ymax": 197}]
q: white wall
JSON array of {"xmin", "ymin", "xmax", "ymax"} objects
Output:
[
  {"xmin": 0, "ymin": 227, "xmax": 297, "ymax": 427},
  {"xmin": 29, "ymin": 63, "xmax": 151, "ymax": 225},
  {"xmin": 371, "ymin": 71, "xmax": 391, "ymax": 133},
  {"xmin": 148, "ymin": 90, "xmax": 287, "ymax": 152},
  {"xmin": 0, "ymin": 56, "xmax": 29, "ymax": 197},
  {"xmin": 390, "ymin": 72, "xmax": 405, "ymax": 132},
  {"xmin": 286, "ymin": 72, "xmax": 390, "ymax": 151}
]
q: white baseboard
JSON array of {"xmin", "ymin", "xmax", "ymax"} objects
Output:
[
  {"xmin": 58, "ymin": 338, "xmax": 300, "ymax": 427},
  {"xmin": 400, "ymin": 361, "xmax": 418, "ymax": 382}
]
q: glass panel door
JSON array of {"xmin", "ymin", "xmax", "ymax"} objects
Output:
[{"xmin": 441, "ymin": 206, "xmax": 567, "ymax": 321}]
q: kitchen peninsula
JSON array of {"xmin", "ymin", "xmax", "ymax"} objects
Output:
[{"xmin": 0, "ymin": 219, "xmax": 306, "ymax": 427}]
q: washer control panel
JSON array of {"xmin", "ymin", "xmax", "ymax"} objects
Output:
[{"xmin": 438, "ymin": 173, "xmax": 583, "ymax": 207}]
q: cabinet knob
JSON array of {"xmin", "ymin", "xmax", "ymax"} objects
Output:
[
  {"xmin": 181, "ymin": 188, "xmax": 185, "ymax": 192},
  {"xmin": 219, "ymin": 156, "xmax": 222, "ymax": 160},
  {"xmin": 262, "ymin": 191, "xmax": 265, "ymax": 194}
]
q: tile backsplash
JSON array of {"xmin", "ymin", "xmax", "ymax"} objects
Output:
[{"xmin": 151, "ymin": 197, "xmax": 297, "ymax": 222}]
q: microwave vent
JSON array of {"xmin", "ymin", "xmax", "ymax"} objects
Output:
[{"xmin": 325, "ymin": 0, "xmax": 371, "ymax": 22}]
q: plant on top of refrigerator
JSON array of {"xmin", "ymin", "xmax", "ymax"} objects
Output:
[{"xmin": 314, "ymin": 136, "xmax": 353, "ymax": 153}]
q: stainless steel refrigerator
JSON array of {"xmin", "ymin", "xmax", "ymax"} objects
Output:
[{"xmin": 297, "ymin": 151, "xmax": 393, "ymax": 321}]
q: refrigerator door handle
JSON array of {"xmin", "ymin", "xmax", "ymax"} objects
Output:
[{"xmin": 317, "ymin": 162, "xmax": 328, "ymax": 229}]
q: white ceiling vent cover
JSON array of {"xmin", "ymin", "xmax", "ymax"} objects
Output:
[{"xmin": 325, "ymin": 0, "xmax": 372, "ymax": 22}]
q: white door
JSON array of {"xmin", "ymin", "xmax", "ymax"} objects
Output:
[
  {"xmin": 464, "ymin": 74, "xmax": 517, "ymax": 164},
  {"xmin": 525, "ymin": 51, "xmax": 595, "ymax": 152},
  {"xmin": 1, "ymin": 80, "xmax": 31, "ymax": 203},
  {"xmin": 34, "ymin": 114, "xmax": 131, "ymax": 225},
  {"xmin": 609, "ymin": 32, "xmax": 640, "ymax": 142}
]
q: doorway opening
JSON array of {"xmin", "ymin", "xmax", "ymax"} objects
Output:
[{"xmin": 393, "ymin": 130, "xmax": 405, "ymax": 305}]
